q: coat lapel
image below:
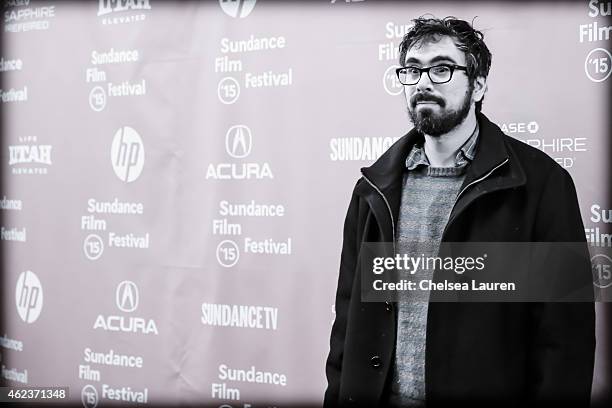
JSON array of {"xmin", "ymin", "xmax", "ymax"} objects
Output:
[
  {"xmin": 358, "ymin": 128, "xmax": 423, "ymax": 243},
  {"xmin": 445, "ymin": 113, "xmax": 527, "ymax": 232}
]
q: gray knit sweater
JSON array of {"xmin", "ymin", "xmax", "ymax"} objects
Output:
[{"xmin": 387, "ymin": 126, "xmax": 478, "ymax": 407}]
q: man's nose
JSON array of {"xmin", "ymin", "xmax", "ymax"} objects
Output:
[{"xmin": 415, "ymin": 71, "xmax": 434, "ymax": 92}]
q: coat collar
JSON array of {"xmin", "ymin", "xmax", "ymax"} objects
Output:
[
  {"xmin": 360, "ymin": 112, "xmax": 525, "ymax": 195},
  {"xmin": 357, "ymin": 112, "xmax": 527, "ymax": 240}
]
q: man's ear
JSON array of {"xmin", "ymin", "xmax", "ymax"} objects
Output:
[{"xmin": 472, "ymin": 76, "xmax": 487, "ymax": 103}]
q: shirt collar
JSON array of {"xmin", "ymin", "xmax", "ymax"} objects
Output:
[{"xmin": 405, "ymin": 122, "xmax": 479, "ymax": 170}]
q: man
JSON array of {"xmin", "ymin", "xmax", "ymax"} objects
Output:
[{"xmin": 324, "ymin": 17, "xmax": 595, "ymax": 407}]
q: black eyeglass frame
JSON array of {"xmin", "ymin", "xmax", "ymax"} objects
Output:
[{"xmin": 395, "ymin": 64, "xmax": 468, "ymax": 85}]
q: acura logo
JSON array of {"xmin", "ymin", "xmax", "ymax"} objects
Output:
[
  {"xmin": 225, "ymin": 125, "xmax": 252, "ymax": 158},
  {"xmin": 115, "ymin": 280, "xmax": 139, "ymax": 313}
]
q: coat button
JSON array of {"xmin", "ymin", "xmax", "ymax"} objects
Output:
[
  {"xmin": 370, "ymin": 355, "xmax": 382, "ymax": 368},
  {"xmin": 385, "ymin": 301, "xmax": 393, "ymax": 312}
]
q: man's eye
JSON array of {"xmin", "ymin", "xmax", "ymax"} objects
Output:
[
  {"xmin": 432, "ymin": 66, "xmax": 450, "ymax": 74},
  {"xmin": 406, "ymin": 67, "xmax": 420, "ymax": 75}
]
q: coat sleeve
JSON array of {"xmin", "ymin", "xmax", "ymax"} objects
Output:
[
  {"xmin": 529, "ymin": 166, "xmax": 596, "ymax": 407},
  {"xmin": 324, "ymin": 182, "xmax": 361, "ymax": 407}
]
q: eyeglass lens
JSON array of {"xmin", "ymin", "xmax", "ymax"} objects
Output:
[{"xmin": 399, "ymin": 66, "xmax": 452, "ymax": 85}]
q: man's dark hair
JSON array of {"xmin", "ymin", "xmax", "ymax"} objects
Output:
[{"xmin": 398, "ymin": 16, "xmax": 492, "ymax": 113}]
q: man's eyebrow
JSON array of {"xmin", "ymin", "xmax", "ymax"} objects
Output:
[
  {"xmin": 404, "ymin": 55, "xmax": 458, "ymax": 65},
  {"xmin": 430, "ymin": 55, "xmax": 457, "ymax": 64}
]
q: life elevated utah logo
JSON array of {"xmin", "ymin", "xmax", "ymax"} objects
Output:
[
  {"xmin": 93, "ymin": 280, "xmax": 158, "ymax": 335},
  {"xmin": 206, "ymin": 125, "xmax": 273, "ymax": 180},
  {"xmin": 98, "ymin": 0, "xmax": 152, "ymax": 25},
  {"xmin": 111, "ymin": 126, "xmax": 145, "ymax": 183},
  {"xmin": 15, "ymin": 270, "xmax": 43, "ymax": 324},
  {"xmin": 8, "ymin": 136, "xmax": 52, "ymax": 175},
  {"xmin": 219, "ymin": 0, "xmax": 257, "ymax": 18}
]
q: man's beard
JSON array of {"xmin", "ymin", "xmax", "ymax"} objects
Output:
[{"xmin": 407, "ymin": 87, "xmax": 473, "ymax": 136}]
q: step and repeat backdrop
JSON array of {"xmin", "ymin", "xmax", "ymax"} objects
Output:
[{"xmin": 1, "ymin": 0, "xmax": 611, "ymax": 407}]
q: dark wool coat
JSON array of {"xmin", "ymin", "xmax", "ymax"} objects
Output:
[{"xmin": 324, "ymin": 112, "xmax": 595, "ymax": 407}]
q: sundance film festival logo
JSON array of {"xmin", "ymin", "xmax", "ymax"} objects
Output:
[
  {"xmin": 219, "ymin": 0, "xmax": 256, "ymax": 18},
  {"xmin": 216, "ymin": 239, "xmax": 240, "ymax": 268},
  {"xmin": 89, "ymin": 86, "xmax": 106, "ymax": 112},
  {"xmin": 218, "ymin": 76, "xmax": 240, "ymax": 104},
  {"xmin": 15, "ymin": 270, "xmax": 43, "ymax": 324},
  {"xmin": 592, "ymin": 254, "xmax": 612, "ymax": 289},
  {"xmin": 81, "ymin": 384, "xmax": 98, "ymax": 408},
  {"xmin": 111, "ymin": 126, "xmax": 145, "ymax": 183},
  {"xmin": 585, "ymin": 48, "xmax": 612, "ymax": 83},
  {"xmin": 84, "ymin": 234, "xmax": 104, "ymax": 261},
  {"xmin": 383, "ymin": 65, "xmax": 403, "ymax": 96},
  {"xmin": 116, "ymin": 280, "xmax": 139, "ymax": 312}
]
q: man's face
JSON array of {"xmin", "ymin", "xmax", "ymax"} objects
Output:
[{"xmin": 403, "ymin": 35, "xmax": 474, "ymax": 136}]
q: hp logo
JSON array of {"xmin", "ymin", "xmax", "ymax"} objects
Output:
[
  {"xmin": 15, "ymin": 270, "xmax": 43, "ymax": 324},
  {"xmin": 219, "ymin": 0, "xmax": 257, "ymax": 18},
  {"xmin": 111, "ymin": 126, "xmax": 145, "ymax": 183}
]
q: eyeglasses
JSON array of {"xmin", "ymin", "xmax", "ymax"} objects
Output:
[{"xmin": 396, "ymin": 64, "xmax": 468, "ymax": 85}]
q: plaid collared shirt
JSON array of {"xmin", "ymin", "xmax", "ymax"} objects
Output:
[{"xmin": 405, "ymin": 123, "xmax": 479, "ymax": 170}]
